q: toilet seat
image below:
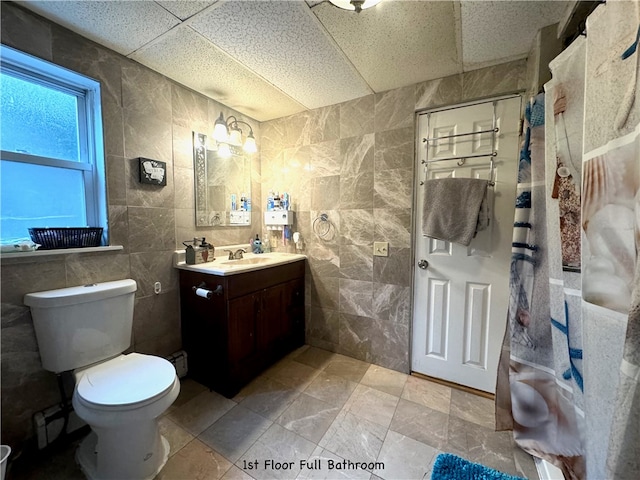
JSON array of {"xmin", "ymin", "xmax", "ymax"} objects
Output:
[{"xmin": 75, "ymin": 353, "xmax": 177, "ymax": 411}]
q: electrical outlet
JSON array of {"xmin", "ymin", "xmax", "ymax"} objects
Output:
[
  {"xmin": 373, "ymin": 241, "xmax": 389, "ymax": 257},
  {"xmin": 154, "ymin": 282, "xmax": 161, "ymax": 294}
]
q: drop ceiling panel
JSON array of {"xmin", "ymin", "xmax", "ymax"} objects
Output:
[
  {"xmin": 17, "ymin": 0, "xmax": 572, "ymax": 122},
  {"xmin": 188, "ymin": 0, "xmax": 373, "ymax": 110},
  {"xmin": 313, "ymin": 0, "xmax": 461, "ymax": 92},
  {"xmin": 22, "ymin": 1, "xmax": 181, "ymax": 56},
  {"xmin": 155, "ymin": 0, "xmax": 217, "ymax": 20},
  {"xmin": 129, "ymin": 24, "xmax": 305, "ymax": 121},
  {"xmin": 461, "ymin": 0, "xmax": 570, "ymax": 69}
]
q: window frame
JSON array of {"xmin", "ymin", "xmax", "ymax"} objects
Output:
[{"xmin": 0, "ymin": 44, "xmax": 107, "ymax": 243}]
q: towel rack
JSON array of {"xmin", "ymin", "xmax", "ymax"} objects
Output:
[
  {"xmin": 422, "ymin": 127, "xmax": 499, "ymax": 143},
  {"xmin": 422, "ymin": 151, "xmax": 497, "ymax": 165},
  {"xmin": 421, "ymin": 101, "xmax": 498, "ymax": 187}
]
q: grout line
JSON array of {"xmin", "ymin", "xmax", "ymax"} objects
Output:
[{"xmin": 410, "ymin": 372, "xmax": 495, "ymax": 400}]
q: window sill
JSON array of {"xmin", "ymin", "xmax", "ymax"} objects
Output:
[{"xmin": 0, "ymin": 245, "xmax": 123, "ymax": 259}]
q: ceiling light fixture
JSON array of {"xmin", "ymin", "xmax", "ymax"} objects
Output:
[
  {"xmin": 328, "ymin": 0, "xmax": 382, "ymax": 13},
  {"xmin": 213, "ymin": 112, "xmax": 258, "ymax": 157}
]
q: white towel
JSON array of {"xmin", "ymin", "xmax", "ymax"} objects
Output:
[{"xmin": 422, "ymin": 178, "xmax": 489, "ymax": 246}]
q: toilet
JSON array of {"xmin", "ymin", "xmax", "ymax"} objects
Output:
[{"xmin": 24, "ymin": 279, "xmax": 180, "ymax": 480}]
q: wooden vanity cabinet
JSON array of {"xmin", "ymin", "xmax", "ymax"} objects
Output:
[{"xmin": 179, "ymin": 260, "xmax": 305, "ymax": 398}]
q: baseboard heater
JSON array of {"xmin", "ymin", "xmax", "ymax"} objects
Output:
[
  {"xmin": 34, "ymin": 404, "xmax": 85, "ymax": 450},
  {"xmin": 166, "ymin": 350, "xmax": 188, "ymax": 378}
]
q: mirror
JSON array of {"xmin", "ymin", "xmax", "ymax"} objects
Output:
[{"xmin": 193, "ymin": 132, "xmax": 251, "ymax": 227}]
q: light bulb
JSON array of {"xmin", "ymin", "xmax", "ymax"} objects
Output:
[
  {"xmin": 229, "ymin": 128, "xmax": 243, "ymax": 146},
  {"xmin": 218, "ymin": 142, "xmax": 231, "ymax": 158},
  {"xmin": 213, "ymin": 112, "xmax": 229, "ymax": 142},
  {"xmin": 243, "ymin": 132, "xmax": 257, "ymax": 154}
]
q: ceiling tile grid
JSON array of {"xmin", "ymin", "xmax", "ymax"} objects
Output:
[
  {"xmin": 312, "ymin": 0, "xmax": 461, "ymax": 92},
  {"xmin": 188, "ymin": 0, "xmax": 373, "ymax": 110},
  {"xmin": 460, "ymin": 0, "xmax": 570, "ymax": 69},
  {"xmin": 129, "ymin": 25, "xmax": 305, "ymax": 121},
  {"xmin": 155, "ymin": 0, "xmax": 216, "ymax": 20},
  {"xmin": 23, "ymin": 0, "xmax": 181, "ymax": 56},
  {"xmin": 17, "ymin": 0, "xmax": 571, "ymax": 122}
]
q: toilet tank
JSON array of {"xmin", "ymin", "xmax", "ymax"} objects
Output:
[{"xmin": 24, "ymin": 279, "xmax": 137, "ymax": 373}]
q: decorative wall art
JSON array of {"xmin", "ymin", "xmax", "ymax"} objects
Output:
[{"xmin": 138, "ymin": 157, "xmax": 167, "ymax": 186}]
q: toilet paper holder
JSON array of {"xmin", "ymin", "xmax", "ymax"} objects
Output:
[{"xmin": 192, "ymin": 282, "xmax": 223, "ymax": 299}]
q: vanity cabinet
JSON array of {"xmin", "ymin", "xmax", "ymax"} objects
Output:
[{"xmin": 179, "ymin": 260, "xmax": 305, "ymax": 397}]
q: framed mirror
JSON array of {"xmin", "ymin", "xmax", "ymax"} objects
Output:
[{"xmin": 193, "ymin": 132, "xmax": 251, "ymax": 227}]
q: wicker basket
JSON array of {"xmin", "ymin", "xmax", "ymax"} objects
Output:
[{"xmin": 28, "ymin": 227, "xmax": 103, "ymax": 250}]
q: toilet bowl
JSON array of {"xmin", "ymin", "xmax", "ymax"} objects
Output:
[
  {"xmin": 72, "ymin": 353, "xmax": 180, "ymax": 480},
  {"xmin": 23, "ymin": 280, "xmax": 180, "ymax": 480}
]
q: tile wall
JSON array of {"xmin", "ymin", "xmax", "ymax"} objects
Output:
[
  {"xmin": 259, "ymin": 60, "xmax": 526, "ymax": 373},
  {"xmin": 0, "ymin": 2, "xmax": 260, "ymax": 449},
  {"xmin": 0, "ymin": 0, "xmax": 527, "ymax": 452}
]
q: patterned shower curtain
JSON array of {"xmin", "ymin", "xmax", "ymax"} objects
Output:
[
  {"xmin": 495, "ymin": 88, "xmax": 586, "ymax": 479},
  {"xmin": 496, "ymin": 2, "xmax": 640, "ymax": 479}
]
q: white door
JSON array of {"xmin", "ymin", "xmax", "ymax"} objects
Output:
[{"xmin": 411, "ymin": 96, "xmax": 521, "ymax": 393}]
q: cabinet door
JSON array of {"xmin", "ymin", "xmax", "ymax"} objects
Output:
[
  {"xmin": 259, "ymin": 284, "xmax": 286, "ymax": 352},
  {"xmin": 228, "ymin": 292, "xmax": 259, "ymax": 364},
  {"xmin": 258, "ymin": 279, "xmax": 305, "ymax": 355},
  {"xmin": 283, "ymin": 278, "xmax": 305, "ymax": 348}
]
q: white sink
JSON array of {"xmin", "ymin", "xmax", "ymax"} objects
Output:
[
  {"xmin": 174, "ymin": 250, "xmax": 306, "ymax": 276},
  {"xmin": 222, "ymin": 257, "xmax": 272, "ymax": 266}
]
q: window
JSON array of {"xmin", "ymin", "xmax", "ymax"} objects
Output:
[{"xmin": 0, "ymin": 45, "xmax": 107, "ymax": 245}]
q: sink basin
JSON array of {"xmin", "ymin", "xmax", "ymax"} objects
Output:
[
  {"xmin": 174, "ymin": 250, "xmax": 306, "ymax": 276},
  {"xmin": 222, "ymin": 257, "xmax": 272, "ymax": 265}
]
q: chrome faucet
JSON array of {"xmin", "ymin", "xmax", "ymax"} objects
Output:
[{"xmin": 224, "ymin": 248, "xmax": 247, "ymax": 260}]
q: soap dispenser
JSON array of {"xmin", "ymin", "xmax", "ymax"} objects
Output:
[{"xmin": 251, "ymin": 234, "xmax": 263, "ymax": 254}]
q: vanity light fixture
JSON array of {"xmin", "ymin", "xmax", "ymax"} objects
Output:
[
  {"xmin": 213, "ymin": 112, "xmax": 257, "ymax": 156},
  {"xmin": 329, "ymin": 0, "xmax": 382, "ymax": 13},
  {"xmin": 217, "ymin": 142, "xmax": 232, "ymax": 158}
]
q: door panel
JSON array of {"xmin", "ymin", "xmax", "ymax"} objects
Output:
[
  {"xmin": 426, "ymin": 277, "xmax": 450, "ymax": 358},
  {"xmin": 228, "ymin": 293, "xmax": 259, "ymax": 364},
  {"xmin": 259, "ymin": 284, "xmax": 285, "ymax": 351},
  {"xmin": 462, "ymin": 282, "xmax": 490, "ymax": 368},
  {"xmin": 412, "ymin": 96, "xmax": 521, "ymax": 393}
]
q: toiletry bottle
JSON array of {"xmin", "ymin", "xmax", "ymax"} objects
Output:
[
  {"xmin": 267, "ymin": 191, "xmax": 274, "ymax": 211},
  {"xmin": 231, "ymin": 194, "xmax": 237, "ymax": 211}
]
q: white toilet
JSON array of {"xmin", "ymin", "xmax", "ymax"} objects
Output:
[{"xmin": 24, "ymin": 279, "xmax": 180, "ymax": 480}]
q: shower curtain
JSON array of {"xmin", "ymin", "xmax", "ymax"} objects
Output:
[
  {"xmin": 495, "ymin": 87, "xmax": 586, "ymax": 479},
  {"xmin": 496, "ymin": 1, "xmax": 640, "ymax": 479}
]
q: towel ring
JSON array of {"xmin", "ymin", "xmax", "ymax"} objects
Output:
[{"xmin": 313, "ymin": 213, "xmax": 331, "ymax": 238}]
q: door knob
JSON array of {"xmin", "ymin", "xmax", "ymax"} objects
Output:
[{"xmin": 418, "ymin": 259, "xmax": 429, "ymax": 269}]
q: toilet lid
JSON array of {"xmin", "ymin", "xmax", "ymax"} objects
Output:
[{"xmin": 76, "ymin": 353, "xmax": 176, "ymax": 407}]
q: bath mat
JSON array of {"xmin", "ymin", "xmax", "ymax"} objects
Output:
[{"xmin": 430, "ymin": 453, "xmax": 525, "ymax": 480}]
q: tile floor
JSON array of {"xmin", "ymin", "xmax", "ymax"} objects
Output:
[{"xmin": 11, "ymin": 346, "xmax": 539, "ymax": 480}]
